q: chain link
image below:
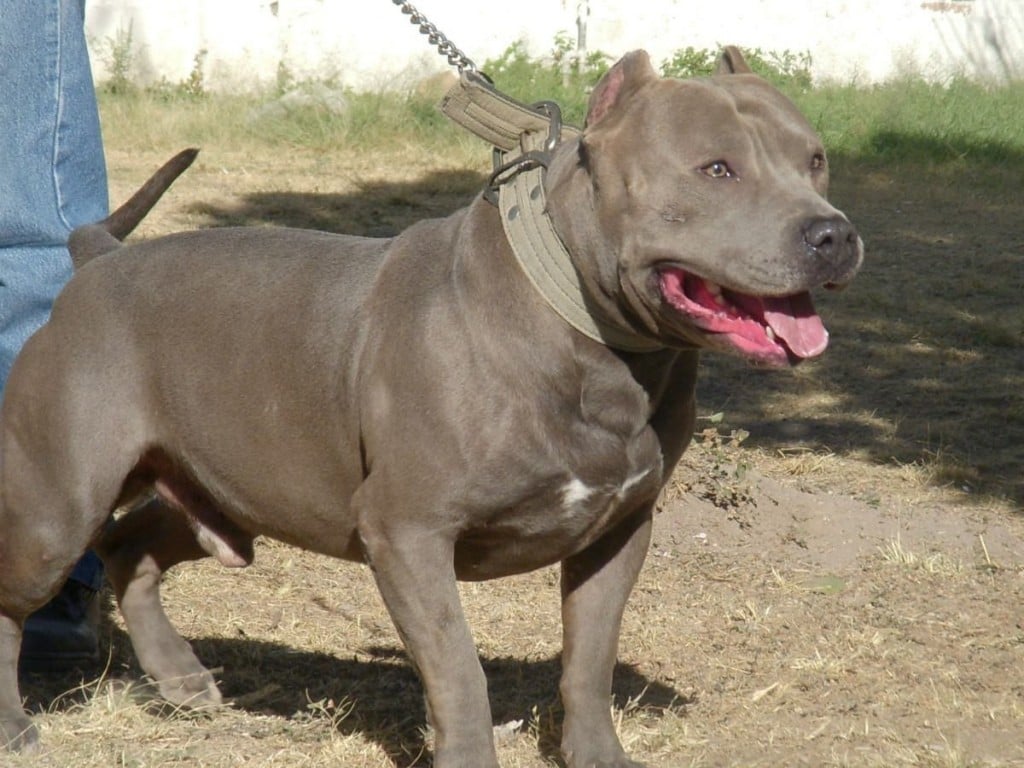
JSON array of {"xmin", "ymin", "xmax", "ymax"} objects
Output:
[{"xmin": 392, "ymin": 0, "xmax": 477, "ymax": 73}]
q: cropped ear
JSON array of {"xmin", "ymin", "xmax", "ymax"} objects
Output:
[
  {"xmin": 715, "ymin": 46, "xmax": 753, "ymax": 75},
  {"xmin": 585, "ymin": 50, "xmax": 659, "ymax": 128}
]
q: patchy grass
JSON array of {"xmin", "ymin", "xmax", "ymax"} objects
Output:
[
  {"xmin": 96, "ymin": 86, "xmax": 474, "ymax": 156},
  {"xmin": 99, "ymin": 40, "xmax": 1024, "ymax": 170},
  {"xmin": 798, "ymin": 77, "xmax": 1024, "ymax": 168},
  {"xmin": 879, "ymin": 535, "xmax": 965, "ymax": 576}
]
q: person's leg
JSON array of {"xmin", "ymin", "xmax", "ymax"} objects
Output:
[{"xmin": 0, "ymin": 0, "xmax": 109, "ymax": 665}]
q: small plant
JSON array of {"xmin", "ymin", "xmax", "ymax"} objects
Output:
[
  {"xmin": 744, "ymin": 48, "xmax": 814, "ymax": 92},
  {"xmin": 101, "ymin": 22, "xmax": 136, "ymax": 94},
  {"xmin": 182, "ymin": 48, "xmax": 208, "ymax": 98},
  {"xmin": 481, "ymin": 40, "xmax": 815, "ymax": 127},
  {"xmin": 687, "ymin": 424, "xmax": 756, "ymax": 515},
  {"xmin": 276, "ymin": 58, "xmax": 295, "ymax": 95},
  {"xmin": 660, "ymin": 46, "xmax": 719, "ymax": 78},
  {"xmin": 661, "ymin": 45, "xmax": 814, "ymax": 94},
  {"xmin": 482, "ymin": 37, "xmax": 611, "ymax": 126}
]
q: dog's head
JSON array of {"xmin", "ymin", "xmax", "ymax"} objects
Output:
[{"xmin": 555, "ymin": 47, "xmax": 863, "ymax": 366}]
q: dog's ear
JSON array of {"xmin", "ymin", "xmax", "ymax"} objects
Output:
[
  {"xmin": 585, "ymin": 50, "xmax": 659, "ymax": 128},
  {"xmin": 715, "ymin": 46, "xmax": 753, "ymax": 75}
]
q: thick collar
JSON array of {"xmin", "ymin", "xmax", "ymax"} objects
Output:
[
  {"xmin": 496, "ymin": 135, "xmax": 664, "ymax": 353},
  {"xmin": 443, "ymin": 73, "xmax": 664, "ymax": 353}
]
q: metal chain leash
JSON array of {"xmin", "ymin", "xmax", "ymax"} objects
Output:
[
  {"xmin": 391, "ymin": 0, "xmax": 577, "ymax": 197},
  {"xmin": 387, "ymin": 2, "xmax": 640, "ymax": 349},
  {"xmin": 391, "ymin": 0, "xmax": 478, "ymax": 73}
]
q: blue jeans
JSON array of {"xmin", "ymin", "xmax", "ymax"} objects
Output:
[{"xmin": 0, "ymin": 0, "xmax": 107, "ymax": 592}]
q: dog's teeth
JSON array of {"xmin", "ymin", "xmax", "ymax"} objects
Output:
[
  {"xmin": 765, "ymin": 327, "xmax": 777, "ymax": 341},
  {"xmin": 705, "ymin": 281, "xmax": 728, "ymax": 309}
]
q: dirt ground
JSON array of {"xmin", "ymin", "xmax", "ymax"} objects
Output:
[{"xmin": 12, "ymin": 138, "xmax": 1024, "ymax": 767}]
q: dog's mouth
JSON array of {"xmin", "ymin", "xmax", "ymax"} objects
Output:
[{"xmin": 657, "ymin": 267, "xmax": 829, "ymax": 366}]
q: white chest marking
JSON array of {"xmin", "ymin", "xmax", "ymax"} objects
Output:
[
  {"xmin": 561, "ymin": 477, "xmax": 596, "ymax": 508},
  {"xmin": 617, "ymin": 468, "xmax": 653, "ymax": 499},
  {"xmin": 560, "ymin": 468, "xmax": 654, "ymax": 518}
]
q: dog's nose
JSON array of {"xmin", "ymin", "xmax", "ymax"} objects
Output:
[{"xmin": 803, "ymin": 216, "xmax": 860, "ymax": 265}]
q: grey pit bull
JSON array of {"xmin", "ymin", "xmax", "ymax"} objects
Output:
[{"xmin": 0, "ymin": 48, "xmax": 861, "ymax": 766}]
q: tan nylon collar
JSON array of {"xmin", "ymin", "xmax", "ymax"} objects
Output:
[
  {"xmin": 496, "ymin": 137, "xmax": 664, "ymax": 353},
  {"xmin": 442, "ymin": 73, "xmax": 664, "ymax": 353}
]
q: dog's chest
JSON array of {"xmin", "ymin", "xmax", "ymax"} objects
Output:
[
  {"xmin": 557, "ymin": 464, "xmax": 658, "ymax": 525},
  {"xmin": 457, "ymin": 428, "xmax": 664, "ymax": 578},
  {"xmin": 453, "ymin": 369, "xmax": 667, "ymax": 578},
  {"xmin": 545, "ymin": 459, "xmax": 659, "ymax": 548}
]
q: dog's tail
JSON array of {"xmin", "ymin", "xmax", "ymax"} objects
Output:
[
  {"xmin": 102, "ymin": 147, "xmax": 199, "ymax": 241},
  {"xmin": 68, "ymin": 147, "xmax": 199, "ymax": 269}
]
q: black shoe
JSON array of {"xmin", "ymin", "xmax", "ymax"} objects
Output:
[{"xmin": 19, "ymin": 581, "xmax": 100, "ymax": 671}]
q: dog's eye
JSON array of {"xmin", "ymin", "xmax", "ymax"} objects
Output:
[
  {"xmin": 701, "ymin": 161, "xmax": 733, "ymax": 179},
  {"xmin": 810, "ymin": 152, "xmax": 827, "ymax": 172}
]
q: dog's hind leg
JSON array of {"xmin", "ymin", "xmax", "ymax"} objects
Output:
[
  {"xmin": 0, "ymin": 416, "xmax": 121, "ymax": 751},
  {"xmin": 96, "ymin": 480, "xmax": 253, "ymax": 709},
  {"xmin": 0, "ymin": 487, "xmax": 78, "ymax": 753},
  {"xmin": 0, "ymin": 615, "xmax": 35, "ymax": 752},
  {"xmin": 0, "ymin": 490, "xmax": 106, "ymax": 751}
]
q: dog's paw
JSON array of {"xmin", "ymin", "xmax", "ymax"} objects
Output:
[
  {"xmin": 564, "ymin": 744, "xmax": 648, "ymax": 768},
  {"xmin": 157, "ymin": 669, "xmax": 223, "ymax": 709},
  {"xmin": 1, "ymin": 713, "xmax": 39, "ymax": 753}
]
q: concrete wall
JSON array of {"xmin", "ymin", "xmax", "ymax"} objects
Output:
[{"xmin": 84, "ymin": 0, "xmax": 1024, "ymax": 91}]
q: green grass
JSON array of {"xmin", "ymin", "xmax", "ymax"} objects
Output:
[
  {"xmin": 97, "ymin": 43, "xmax": 1024, "ymax": 172},
  {"xmin": 794, "ymin": 77, "xmax": 1024, "ymax": 166},
  {"xmin": 97, "ymin": 88, "xmax": 468, "ymax": 154}
]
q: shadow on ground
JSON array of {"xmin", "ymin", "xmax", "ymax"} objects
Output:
[
  {"xmin": 189, "ymin": 143, "xmax": 1023, "ymax": 506},
  {"xmin": 20, "ymin": 623, "xmax": 688, "ymax": 767},
  {"xmin": 189, "ymin": 168, "xmax": 486, "ymax": 238},
  {"xmin": 700, "ymin": 144, "xmax": 1023, "ymax": 506}
]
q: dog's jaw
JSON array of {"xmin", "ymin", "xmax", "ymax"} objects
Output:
[{"xmin": 656, "ymin": 266, "xmax": 830, "ymax": 366}]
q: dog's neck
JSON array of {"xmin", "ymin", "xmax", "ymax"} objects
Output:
[{"xmin": 494, "ymin": 134, "xmax": 663, "ymax": 354}]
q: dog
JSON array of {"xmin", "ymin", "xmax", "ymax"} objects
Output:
[{"xmin": 0, "ymin": 47, "xmax": 861, "ymax": 767}]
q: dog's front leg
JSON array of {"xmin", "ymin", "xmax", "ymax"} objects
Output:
[
  {"xmin": 358, "ymin": 506, "xmax": 498, "ymax": 768},
  {"xmin": 560, "ymin": 507, "xmax": 653, "ymax": 768}
]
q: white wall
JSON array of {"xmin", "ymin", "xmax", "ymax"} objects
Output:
[{"xmin": 84, "ymin": 0, "xmax": 1024, "ymax": 91}]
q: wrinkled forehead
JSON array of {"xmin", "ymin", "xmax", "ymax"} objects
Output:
[{"xmin": 638, "ymin": 75, "xmax": 823, "ymax": 155}]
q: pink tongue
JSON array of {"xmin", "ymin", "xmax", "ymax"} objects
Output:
[{"xmin": 762, "ymin": 294, "xmax": 829, "ymax": 358}]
